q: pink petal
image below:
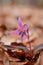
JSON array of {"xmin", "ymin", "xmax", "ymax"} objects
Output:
[
  {"xmin": 18, "ymin": 17, "xmax": 23, "ymax": 27},
  {"xmin": 10, "ymin": 29, "xmax": 20, "ymax": 34},
  {"xmin": 20, "ymin": 35, "xmax": 23, "ymax": 41},
  {"xmin": 23, "ymin": 24, "xmax": 29, "ymax": 31}
]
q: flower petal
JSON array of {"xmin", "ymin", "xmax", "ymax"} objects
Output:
[
  {"xmin": 23, "ymin": 24, "xmax": 29, "ymax": 31},
  {"xmin": 20, "ymin": 35, "xmax": 23, "ymax": 41},
  {"xmin": 18, "ymin": 17, "xmax": 23, "ymax": 27},
  {"xmin": 10, "ymin": 29, "xmax": 20, "ymax": 34}
]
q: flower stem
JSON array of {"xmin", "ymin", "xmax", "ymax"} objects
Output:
[
  {"xmin": 28, "ymin": 34, "xmax": 33, "ymax": 56},
  {"xmin": 29, "ymin": 41, "xmax": 32, "ymax": 55}
]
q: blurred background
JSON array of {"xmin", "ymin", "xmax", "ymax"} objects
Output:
[
  {"xmin": 0, "ymin": 0, "xmax": 43, "ymax": 46},
  {"xmin": 0, "ymin": 0, "xmax": 43, "ymax": 65}
]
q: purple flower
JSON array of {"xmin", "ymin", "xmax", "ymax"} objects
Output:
[
  {"xmin": 10, "ymin": 17, "xmax": 29, "ymax": 41},
  {"xmin": 10, "ymin": 17, "xmax": 32, "ymax": 54}
]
